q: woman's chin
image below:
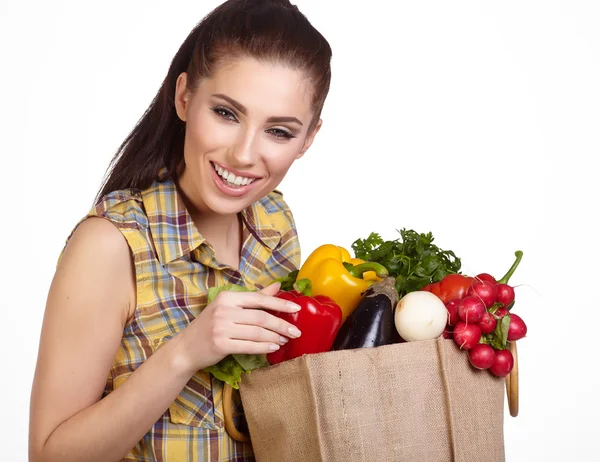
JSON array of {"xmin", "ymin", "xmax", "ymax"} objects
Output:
[{"xmin": 204, "ymin": 195, "xmax": 253, "ymax": 216}]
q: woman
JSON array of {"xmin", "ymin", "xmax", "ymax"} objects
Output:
[{"xmin": 28, "ymin": 0, "xmax": 332, "ymax": 460}]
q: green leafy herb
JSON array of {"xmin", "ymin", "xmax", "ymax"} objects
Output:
[
  {"xmin": 203, "ymin": 283, "xmax": 269, "ymax": 389},
  {"xmin": 351, "ymin": 228, "xmax": 462, "ymax": 297}
]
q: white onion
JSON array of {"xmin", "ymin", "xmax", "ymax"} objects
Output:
[{"xmin": 394, "ymin": 291, "xmax": 447, "ymax": 342}]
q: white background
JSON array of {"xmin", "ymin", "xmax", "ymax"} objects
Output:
[{"xmin": 1, "ymin": 0, "xmax": 598, "ymax": 460}]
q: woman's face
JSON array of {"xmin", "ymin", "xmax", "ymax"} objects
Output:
[{"xmin": 175, "ymin": 57, "xmax": 321, "ymax": 217}]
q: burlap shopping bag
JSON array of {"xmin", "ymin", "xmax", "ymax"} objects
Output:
[{"xmin": 239, "ymin": 338, "xmax": 505, "ymax": 462}]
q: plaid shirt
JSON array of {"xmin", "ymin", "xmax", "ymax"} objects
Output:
[{"xmin": 75, "ymin": 177, "xmax": 300, "ymax": 461}]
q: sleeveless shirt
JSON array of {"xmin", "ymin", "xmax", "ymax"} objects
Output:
[{"xmin": 62, "ymin": 177, "xmax": 301, "ymax": 461}]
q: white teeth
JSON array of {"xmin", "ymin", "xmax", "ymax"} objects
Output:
[{"xmin": 212, "ymin": 162, "xmax": 255, "ymax": 186}]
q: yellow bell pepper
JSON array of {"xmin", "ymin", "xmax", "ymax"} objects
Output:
[{"xmin": 296, "ymin": 244, "xmax": 389, "ymax": 321}]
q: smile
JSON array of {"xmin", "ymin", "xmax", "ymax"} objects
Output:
[{"xmin": 212, "ymin": 162, "xmax": 257, "ymax": 186}]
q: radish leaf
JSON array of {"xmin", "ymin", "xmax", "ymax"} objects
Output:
[
  {"xmin": 486, "ymin": 314, "xmax": 511, "ymax": 350},
  {"xmin": 499, "ymin": 315, "xmax": 511, "ymax": 346}
]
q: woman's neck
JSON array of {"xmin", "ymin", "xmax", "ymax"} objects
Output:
[{"xmin": 175, "ymin": 175, "xmax": 242, "ymax": 266}]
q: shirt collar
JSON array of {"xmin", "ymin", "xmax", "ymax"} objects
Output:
[
  {"xmin": 141, "ymin": 177, "xmax": 281, "ymax": 265},
  {"xmin": 240, "ymin": 199, "xmax": 282, "ymax": 251}
]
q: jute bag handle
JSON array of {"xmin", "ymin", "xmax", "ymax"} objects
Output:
[
  {"xmin": 222, "ymin": 341, "xmax": 520, "ymax": 443},
  {"xmin": 223, "ymin": 383, "xmax": 250, "ymax": 442},
  {"xmin": 505, "ymin": 341, "xmax": 519, "ymax": 417},
  {"xmin": 437, "ymin": 338, "xmax": 459, "ymax": 460}
]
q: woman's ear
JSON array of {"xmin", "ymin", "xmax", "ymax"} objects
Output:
[
  {"xmin": 296, "ymin": 119, "xmax": 323, "ymax": 159},
  {"xmin": 174, "ymin": 72, "xmax": 190, "ymax": 122}
]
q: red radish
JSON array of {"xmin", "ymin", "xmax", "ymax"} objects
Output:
[
  {"xmin": 494, "ymin": 307, "xmax": 509, "ymax": 319},
  {"xmin": 457, "ymin": 296, "xmax": 486, "ymax": 324},
  {"xmin": 507, "ymin": 313, "xmax": 527, "ymax": 341},
  {"xmin": 476, "ymin": 273, "xmax": 497, "ymax": 284},
  {"xmin": 478, "ymin": 311, "xmax": 497, "ymax": 334},
  {"xmin": 442, "ymin": 325, "xmax": 454, "ymax": 339},
  {"xmin": 490, "ymin": 349, "xmax": 514, "ymax": 377},
  {"xmin": 494, "ymin": 251, "xmax": 523, "ymax": 308},
  {"xmin": 445, "ymin": 299, "xmax": 461, "ymax": 326},
  {"xmin": 468, "ymin": 344, "xmax": 496, "ymax": 369},
  {"xmin": 496, "ymin": 283, "xmax": 515, "ymax": 308},
  {"xmin": 467, "ymin": 280, "xmax": 498, "ymax": 308},
  {"xmin": 453, "ymin": 322, "xmax": 482, "ymax": 350}
]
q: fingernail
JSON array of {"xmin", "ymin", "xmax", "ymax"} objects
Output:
[
  {"xmin": 288, "ymin": 327, "xmax": 302, "ymax": 338},
  {"xmin": 269, "ymin": 344, "xmax": 280, "ymax": 351},
  {"xmin": 279, "ymin": 336, "xmax": 289, "ymax": 344},
  {"xmin": 288, "ymin": 302, "xmax": 301, "ymax": 312}
]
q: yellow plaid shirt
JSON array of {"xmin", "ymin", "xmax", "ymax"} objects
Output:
[{"xmin": 71, "ymin": 177, "xmax": 300, "ymax": 461}]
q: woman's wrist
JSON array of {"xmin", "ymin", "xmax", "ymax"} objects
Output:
[{"xmin": 162, "ymin": 330, "xmax": 203, "ymax": 380}]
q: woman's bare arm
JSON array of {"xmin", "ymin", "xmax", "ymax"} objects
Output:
[
  {"xmin": 29, "ymin": 217, "xmax": 302, "ymax": 462},
  {"xmin": 28, "ymin": 218, "xmax": 197, "ymax": 462}
]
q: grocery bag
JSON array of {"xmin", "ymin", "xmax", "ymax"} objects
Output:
[{"xmin": 238, "ymin": 338, "xmax": 505, "ymax": 462}]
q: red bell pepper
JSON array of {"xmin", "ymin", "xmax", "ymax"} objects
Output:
[
  {"xmin": 421, "ymin": 273, "xmax": 474, "ymax": 304},
  {"xmin": 266, "ymin": 279, "xmax": 343, "ymax": 365}
]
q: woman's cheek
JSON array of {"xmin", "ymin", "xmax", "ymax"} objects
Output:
[
  {"xmin": 264, "ymin": 147, "xmax": 298, "ymax": 178},
  {"xmin": 186, "ymin": 108, "xmax": 231, "ymax": 151},
  {"xmin": 195, "ymin": 119, "xmax": 232, "ymax": 152}
]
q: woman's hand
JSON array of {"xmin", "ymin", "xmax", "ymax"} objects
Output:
[{"xmin": 179, "ymin": 282, "xmax": 302, "ymax": 373}]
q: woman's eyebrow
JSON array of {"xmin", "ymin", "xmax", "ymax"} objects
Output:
[
  {"xmin": 212, "ymin": 93, "xmax": 303, "ymax": 126},
  {"xmin": 266, "ymin": 116, "xmax": 303, "ymax": 126},
  {"xmin": 213, "ymin": 93, "xmax": 247, "ymax": 114}
]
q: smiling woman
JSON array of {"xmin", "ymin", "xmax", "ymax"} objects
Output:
[{"xmin": 28, "ymin": 1, "xmax": 331, "ymax": 461}]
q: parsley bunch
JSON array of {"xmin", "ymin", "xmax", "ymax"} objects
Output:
[{"xmin": 351, "ymin": 228, "xmax": 462, "ymax": 297}]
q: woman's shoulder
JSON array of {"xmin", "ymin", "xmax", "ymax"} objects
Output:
[
  {"xmin": 90, "ymin": 188, "xmax": 148, "ymax": 229},
  {"xmin": 57, "ymin": 187, "xmax": 149, "ymax": 268},
  {"xmin": 55, "ymin": 215, "xmax": 137, "ymax": 323},
  {"xmin": 65, "ymin": 216, "xmax": 133, "ymax": 261}
]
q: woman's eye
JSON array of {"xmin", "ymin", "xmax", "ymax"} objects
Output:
[
  {"xmin": 212, "ymin": 107, "xmax": 237, "ymax": 121},
  {"xmin": 267, "ymin": 128, "xmax": 295, "ymax": 140}
]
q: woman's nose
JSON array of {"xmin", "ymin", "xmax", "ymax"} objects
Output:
[{"xmin": 230, "ymin": 130, "xmax": 258, "ymax": 166}]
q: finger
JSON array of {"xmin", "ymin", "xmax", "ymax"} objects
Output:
[
  {"xmin": 234, "ymin": 308, "xmax": 302, "ymax": 339},
  {"xmin": 259, "ymin": 281, "xmax": 281, "ymax": 295},
  {"xmin": 232, "ymin": 291, "xmax": 301, "ymax": 313},
  {"xmin": 231, "ymin": 324, "xmax": 289, "ymax": 345},
  {"xmin": 226, "ymin": 338, "xmax": 283, "ymax": 355}
]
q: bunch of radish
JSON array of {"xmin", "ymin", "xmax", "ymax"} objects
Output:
[{"xmin": 444, "ymin": 251, "xmax": 527, "ymax": 377}]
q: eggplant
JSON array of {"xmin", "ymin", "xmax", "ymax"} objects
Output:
[{"xmin": 331, "ymin": 277, "xmax": 400, "ymax": 351}]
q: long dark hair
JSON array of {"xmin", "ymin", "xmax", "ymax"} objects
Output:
[{"xmin": 96, "ymin": 0, "xmax": 332, "ymax": 202}]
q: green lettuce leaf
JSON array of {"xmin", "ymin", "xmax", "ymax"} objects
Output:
[
  {"xmin": 273, "ymin": 269, "xmax": 299, "ymax": 292},
  {"xmin": 232, "ymin": 353, "xmax": 269, "ymax": 371},
  {"xmin": 207, "ymin": 283, "xmax": 252, "ymax": 303},
  {"xmin": 203, "ymin": 356, "xmax": 246, "ymax": 389}
]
